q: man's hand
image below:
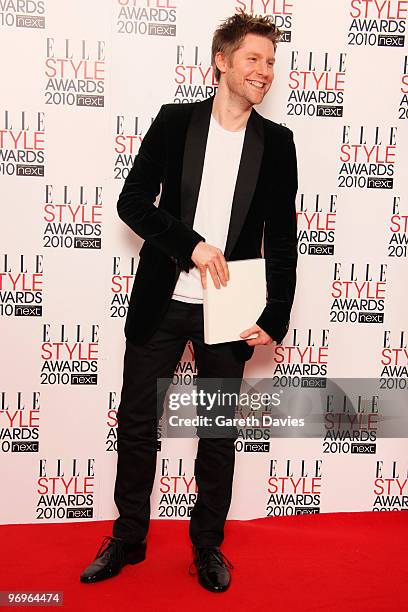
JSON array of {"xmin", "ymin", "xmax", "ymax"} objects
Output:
[
  {"xmin": 240, "ymin": 324, "xmax": 274, "ymax": 346},
  {"xmin": 191, "ymin": 241, "xmax": 229, "ymax": 289}
]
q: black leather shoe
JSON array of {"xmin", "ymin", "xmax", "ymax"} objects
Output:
[
  {"xmin": 80, "ymin": 536, "xmax": 146, "ymax": 583},
  {"xmin": 189, "ymin": 546, "xmax": 233, "ymax": 592}
]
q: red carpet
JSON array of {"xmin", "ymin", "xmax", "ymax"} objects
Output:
[{"xmin": 2, "ymin": 512, "xmax": 407, "ymax": 611}]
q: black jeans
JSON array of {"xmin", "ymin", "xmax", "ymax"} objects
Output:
[{"xmin": 112, "ymin": 299, "xmax": 245, "ymax": 547}]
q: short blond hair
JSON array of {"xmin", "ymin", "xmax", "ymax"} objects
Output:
[{"xmin": 212, "ymin": 12, "xmax": 281, "ymax": 81}]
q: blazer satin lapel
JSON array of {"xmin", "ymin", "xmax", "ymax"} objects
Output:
[
  {"xmin": 180, "ymin": 96, "xmax": 213, "ymax": 227},
  {"xmin": 224, "ymin": 108, "xmax": 264, "ymax": 260}
]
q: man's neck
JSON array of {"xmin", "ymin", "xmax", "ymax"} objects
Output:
[{"xmin": 212, "ymin": 85, "xmax": 252, "ymax": 132}]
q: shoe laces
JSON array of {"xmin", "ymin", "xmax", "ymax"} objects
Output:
[
  {"xmin": 95, "ymin": 536, "xmax": 125, "ymax": 564},
  {"xmin": 189, "ymin": 546, "xmax": 234, "ymax": 576}
]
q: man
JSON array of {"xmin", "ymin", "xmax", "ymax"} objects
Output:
[{"xmin": 80, "ymin": 12, "xmax": 298, "ymax": 593}]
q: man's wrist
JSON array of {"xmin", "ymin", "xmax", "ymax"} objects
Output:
[{"xmin": 175, "ymin": 237, "xmax": 206, "ymax": 271}]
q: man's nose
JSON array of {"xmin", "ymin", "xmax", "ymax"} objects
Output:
[{"xmin": 256, "ymin": 61, "xmax": 269, "ymax": 78}]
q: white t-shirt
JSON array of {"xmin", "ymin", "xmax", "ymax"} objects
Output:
[{"xmin": 172, "ymin": 114, "xmax": 246, "ymax": 303}]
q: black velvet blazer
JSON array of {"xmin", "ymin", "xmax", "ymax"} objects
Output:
[{"xmin": 117, "ymin": 95, "xmax": 298, "ymax": 362}]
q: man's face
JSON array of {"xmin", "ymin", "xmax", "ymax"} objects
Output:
[{"xmin": 217, "ymin": 33, "xmax": 275, "ymax": 106}]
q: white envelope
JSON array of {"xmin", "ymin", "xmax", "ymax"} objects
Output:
[{"xmin": 203, "ymin": 258, "xmax": 266, "ymax": 344}]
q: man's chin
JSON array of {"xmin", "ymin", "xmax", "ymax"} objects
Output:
[
  {"xmin": 244, "ymin": 87, "xmax": 268, "ymax": 106},
  {"xmin": 248, "ymin": 93, "xmax": 265, "ymax": 106}
]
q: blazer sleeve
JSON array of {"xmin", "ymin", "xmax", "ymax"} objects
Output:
[
  {"xmin": 117, "ymin": 104, "xmax": 205, "ymax": 272},
  {"xmin": 256, "ymin": 129, "xmax": 298, "ymax": 344}
]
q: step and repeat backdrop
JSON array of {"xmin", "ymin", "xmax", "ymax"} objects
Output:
[{"xmin": 0, "ymin": 0, "xmax": 407, "ymax": 526}]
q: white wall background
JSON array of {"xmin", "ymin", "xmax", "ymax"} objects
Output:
[{"xmin": 0, "ymin": 0, "xmax": 407, "ymax": 525}]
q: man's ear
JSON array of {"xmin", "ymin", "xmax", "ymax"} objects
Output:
[{"xmin": 214, "ymin": 51, "xmax": 227, "ymax": 77}]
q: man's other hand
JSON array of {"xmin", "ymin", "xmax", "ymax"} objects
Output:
[
  {"xmin": 240, "ymin": 324, "xmax": 274, "ymax": 346},
  {"xmin": 191, "ymin": 241, "xmax": 229, "ymax": 289}
]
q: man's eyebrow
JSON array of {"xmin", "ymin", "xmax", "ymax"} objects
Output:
[{"xmin": 246, "ymin": 51, "xmax": 276, "ymax": 62}]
